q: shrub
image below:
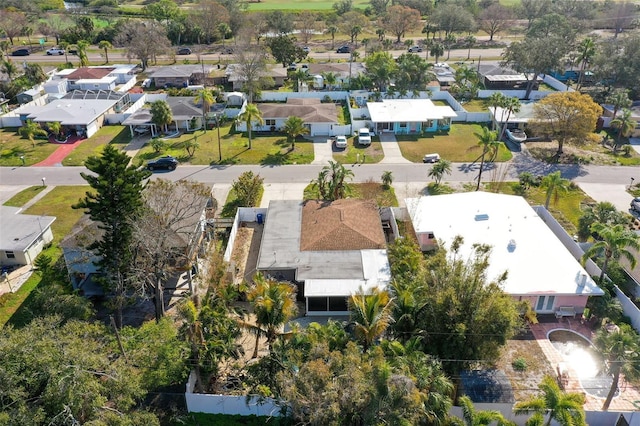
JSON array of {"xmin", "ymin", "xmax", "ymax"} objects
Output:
[{"xmin": 512, "ymin": 357, "xmax": 527, "ymax": 372}]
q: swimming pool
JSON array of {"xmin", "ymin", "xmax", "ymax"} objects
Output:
[{"xmin": 547, "ymin": 329, "xmax": 617, "ymax": 399}]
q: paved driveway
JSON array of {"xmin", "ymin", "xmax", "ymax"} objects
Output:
[
  {"xmin": 629, "ymin": 138, "xmax": 640, "ymax": 155},
  {"xmin": 311, "ymin": 137, "xmax": 334, "ymax": 165},
  {"xmin": 577, "ymin": 182, "xmax": 635, "ymax": 214},
  {"xmin": 378, "ymin": 132, "xmax": 412, "ymax": 164}
]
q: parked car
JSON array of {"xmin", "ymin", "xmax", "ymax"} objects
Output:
[
  {"xmin": 141, "ymin": 78, "xmax": 152, "ymax": 88},
  {"xmin": 302, "ymin": 46, "xmax": 311, "ymax": 53},
  {"xmin": 68, "ymin": 48, "xmax": 78, "ymax": 55},
  {"xmin": 134, "ymin": 126, "xmax": 150, "ymax": 135},
  {"xmin": 147, "ymin": 156, "xmax": 178, "ymax": 171},
  {"xmin": 46, "ymin": 47, "xmax": 65, "ymax": 55},
  {"xmin": 287, "ymin": 63, "xmax": 297, "ymax": 71},
  {"xmin": 631, "ymin": 197, "xmax": 640, "ymax": 213},
  {"xmin": 11, "ymin": 48, "xmax": 30, "ymax": 56},
  {"xmin": 336, "ymin": 45, "xmax": 351, "ymax": 53},
  {"xmin": 177, "ymin": 47, "xmax": 192, "ymax": 55},
  {"xmin": 408, "ymin": 46, "xmax": 422, "ymax": 53},
  {"xmin": 334, "ymin": 135, "xmax": 348, "ymax": 149},
  {"xmin": 221, "ymin": 47, "xmax": 234, "ymax": 54},
  {"xmin": 357, "ymin": 128, "xmax": 372, "ymax": 146},
  {"xmin": 423, "ymin": 153, "xmax": 441, "ymax": 163}
]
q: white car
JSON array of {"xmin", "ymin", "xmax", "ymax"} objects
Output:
[
  {"xmin": 334, "ymin": 135, "xmax": 347, "ymax": 149},
  {"xmin": 357, "ymin": 128, "xmax": 372, "ymax": 146},
  {"xmin": 408, "ymin": 46, "xmax": 422, "ymax": 53},
  {"xmin": 134, "ymin": 126, "xmax": 150, "ymax": 135},
  {"xmin": 46, "ymin": 48, "xmax": 65, "ymax": 55}
]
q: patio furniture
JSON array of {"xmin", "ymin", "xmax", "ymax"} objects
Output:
[{"xmin": 555, "ymin": 306, "xmax": 576, "ymax": 318}]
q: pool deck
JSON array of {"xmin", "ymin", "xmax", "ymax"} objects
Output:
[{"xmin": 530, "ymin": 317, "xmax": 640, "ymax": 412}]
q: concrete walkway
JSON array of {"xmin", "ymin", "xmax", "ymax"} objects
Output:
[
  {"xmin": 122, "ymin": 135, "xmax": 150, "ymax": 160},
  {"xmin": 378, "ymin": 132, "xmax": 412, "ymax": 164}
]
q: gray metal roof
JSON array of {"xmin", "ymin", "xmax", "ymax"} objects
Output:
[{"xmin": 0, "ymin": 206, "xmax": 56, "ymax": 252}]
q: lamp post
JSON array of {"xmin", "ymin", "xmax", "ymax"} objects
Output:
[
  {"xmin": 215, "ymin": 113, "xmax": 222, "ymax": 162},
  {"xmin": 630, "ymin": 177, "xmax": 635, "ymax": 190}
]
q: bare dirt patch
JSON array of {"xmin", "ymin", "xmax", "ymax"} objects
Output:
[
  {"xmin": 494, "ymin": 330, "xmax": 555, "ymax": 401},
  {"xmin": 526, "ymin": 140, "xmax": 633, "ymax": 166}
]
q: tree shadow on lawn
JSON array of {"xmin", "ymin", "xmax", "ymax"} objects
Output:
[{"xmin": 261, "ymin": 150, "xmax": 291, "ymax": 166}]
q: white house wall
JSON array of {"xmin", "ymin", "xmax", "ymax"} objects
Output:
[{"xmin": 86, "ymin": 121, "xmax": 99, "ymax": 138}]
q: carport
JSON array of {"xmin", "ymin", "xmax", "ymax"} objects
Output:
[{"xmin": 122, "ymin": 109, "xmax": 157, "ymax": 137}]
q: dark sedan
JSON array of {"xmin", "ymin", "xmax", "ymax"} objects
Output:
[
  {"xmin": 12, "ymin": 48, "xmax": 30, "ymax": 56},
  {"xmin": 147, "ymin": 156, "xmax": 178, "ymax": 171}
]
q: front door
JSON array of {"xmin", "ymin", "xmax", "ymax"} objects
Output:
[{"xmin": 536, "ymin": 295, "xmax": 555, "ymax": 312}]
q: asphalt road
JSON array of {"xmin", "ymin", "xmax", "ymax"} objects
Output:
[
  {"xmin": 0, "ymin": 158, "xmax": 636, "ymax": 188},
  {"xmin": 15, "ymin": 47, "xmax": 506, "ymax": 65}
]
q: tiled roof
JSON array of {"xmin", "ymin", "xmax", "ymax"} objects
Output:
[{"xmin": 300, "ymin": 199, "xmax": 386, "ymax": 251}]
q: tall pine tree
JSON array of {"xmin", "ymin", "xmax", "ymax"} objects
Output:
[{"xmin": 73, "ymin": 145, "xmax": 150, "ymax": 328}]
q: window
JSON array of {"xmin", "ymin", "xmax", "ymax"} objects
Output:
[
  {"xmin": 5, "ymin": 251, "xmax": 15, "ymax": 259},
  {"xmin": 308, "ymin": 297, "xmax": 328, "ymax": 311},
  {"xmin": 399, "ymin": 122, "xmax": 407, "ymax": 128},
  {"xmin": 265, "ymin": 119, "xmax": 276, "ymax": 126},
  {"xmin": 328, "ymin": 297, "xmax": 348, "ymax": 311}
]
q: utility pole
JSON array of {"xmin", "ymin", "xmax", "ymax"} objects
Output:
[{"xmin": 216, "ymin": 114, "xmax": 222, "ymax": 162}]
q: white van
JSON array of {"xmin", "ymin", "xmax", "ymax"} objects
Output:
[
  {"xmin": 357, "ymin": 128, "xmax": 372, "ymax": 146},
  {"xmin": 423, "ymin": 153, "xmax": 441, "ymax": 163}
]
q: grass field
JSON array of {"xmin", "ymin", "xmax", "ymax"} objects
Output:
[
  {"xmin": 61, "ymin": 126, "xmax": 131, "ymax": 166},
  {"xmin": 0, "ymin": 129, "xmax": 58, "ymax": 167},
  {"xmin": 0, "ymin": 186, "xmax": 87, "ymax": 327},
  {"xmin": 332, "ymin": 136, "xmax": 384, "ymax": 164},
  {"xmin": 2, "ymin": 186, "xmax": 47, "ymax": 207},
  {"xmin": 396, "ymin": 123, "xmax": 513, "ymax": 163},
  {"xmin": 135, "ymin": 125, "xmax": 314, "ymax": 166},
  {"xmin": 303, "ymin": 181, "xmax": 398, "ymax": 206},
  {"xmin": 246, "ymin": 0, "xmax": 370, "ymax": 11}
]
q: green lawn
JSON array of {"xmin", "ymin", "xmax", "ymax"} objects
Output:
[
  {"xmin": 62, "ymin": 126, "xmax": 131, "ymax": 166},
  {"xmin": 396, "ymin": 123, "xmax": 513, "ymax": 163},
  {"xmin": 2, "ymin": 186, "xmax": 47, "ymax": 207},
  {"xmin": 0, "ymin": 128, "xmax": 58, "ymax": 167},
  {"xmin": 0, "ymin": 186, "xmax": 88, "ymax": 327},
  {"xmin": 461, "ymin": 99, "xmax": 488, "ymax": 112},
  {"xmin": 303, "ymin": 182, "xmax": 398, "ymax": 206},
  {"xmin": 135, "ymin": 126, "xmax": 314, "ymax": 166},
  {"xmin": 332, "ymin": 136, "xmax": 384, "ymax": 164}
]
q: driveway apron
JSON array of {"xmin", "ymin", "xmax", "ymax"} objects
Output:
[
  {"xmin": 378, "ymin": 132, "xmax": 412, "ymax": 164},
  {"xmin": 311, "ymin": 137, "xmax": 334, "ymax": 165}
]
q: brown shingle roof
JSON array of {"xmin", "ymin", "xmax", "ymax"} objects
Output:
[
  {"xmin": 300, "ymin": 199, "xmax": 386, "ymax": 251},
  {"xmin": 257, "ymin": 98, "xmax": 339, "ymax": 123},
  {"xmin": 67, "ymin": 67, "xmax": 114, "ymax": 80}
]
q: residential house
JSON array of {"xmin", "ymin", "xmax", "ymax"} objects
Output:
[
  {"xmin": 405, "ymin": 192, "xmax": 604, "ymax": 315},
  {"xmin": 45, "ymin": 65, "xmax": 138, "ymax": 95},
  {"xmin": 61, "ymin": 190, "xmax": 214, "ymax": 296},
  {"xmin": 367, "ymin": 99, "xmax": 457, "ymax": 134},
  {"xmin": 19, "ymin": 89, "xmax": 132, "ymax": 138},
  {"xmin": 489, "ymin": 100, "xmax": 536, "ymax": 133},
  {"xmin": 150, "ymin": 65, "xmax": 212, "ymax": 88},
  {"xmin": 16, "ymin": 88, "xmax": 43, "ymax": 105},
  {"xmin": 225, "ymin": 64, "xmax": 288, "ymax": 91},
  {"xmin": 0, "ymin": 206, "xmax": 56, "ymax": 267},
  {"xmin": 256, "ymin": 199, "xmax": 396, "ymax": 315},
  {"xmin": 477, "ymin": 64, "xmax": 542, "ymax": 91},
  {"xmin": 306, "ymin": 62, "xmax": 366, "ymax": 90},
  {"xmin": 237, "ymin": 98, "xmax": 340, "ymax": 136}
]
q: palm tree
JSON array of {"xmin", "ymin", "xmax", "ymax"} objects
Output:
[
  {"xmin": 59, "ymin": 41, "xmax": 69, "ymax": 64},
  {"xmin": 247, "ymin": 273, "xmax": 298, "ymax": 358},
  {"xmin": 322, "ymin": 71, "xmax": 338, "ymax": 90},
  {"xmin": 444, "ymin": 34, "xmax": 456, "ymax": 60},
  {"xmin": 238, "ymin": 103, "xmax": 263, "ymax": 149},
  {"xmin": 76, "ymin": 40, "xmax": 89, "ymax": 67},
  {"xmin": 428, "ymin": 159, "xmax": 451, "ymax": 185},
  {"xmin": 98, "ymin": 40, "xmax": 112, "ymax": 64},
  {"xmin": 430, "ymin": 43, "xmax": 444, "ymax": 64},
  {"xmin": 464, "ymin": 35, "xmax": 476, "ymax": 60},
  {"xmin": 576, "ymin": 37, "xmax": 595, "ymax": 90},
  {"xmin": 381, "ymin": 170, "xmax": 393, "ymax": 188},
  {"xmin": 606, "ymin": 89, "xmax": 631, "ymax": 120},
  {"xmin": 541, "ymin": 171, "xmax": 570, "ymax": 210},
  {"xmin": 486, "ymin": 92, "xmax": 507, "ymax": 131},
  {"xmin": 514, "ymin": 375, "xmax": 586, "ymax": 426},
  {"xmin": 594, "ymin": 324, "xmax": 640, "ymax": 411},
  {"xmin": 282, "ymin": 115, "xmax": 309, "ymax": 150},
  {"xmin": 217, "ymin": 23, "xmax": 231, "ymax": 46},
  {"xmin": 194, "ymin": 89, "xmax": 214, "ymax": 132},
  {"xmin": 150, "ymin": 100, "xmax": 173, "ymax": 133},
  {"xmin": 1, "ymin": 59, "xmax": 18, "ymax": 80},
  {"xmin": 177, "ymin": 298, "xmax": 206, "ymax": 392},
  {"xmin": 326, "ymin": 25, "xmax": 338, "ymax": 50},
  {"xmin": 473, "ymin": 127, "xmax": 500, "ymax": 191},
  {"xmin": 292, "ymin": 68, "xmax": 312, "ymax": 92},
  {"xmin": 47, "ymin": 121, "xmax": 63, "ymax": 140},
  {"xmin": 311, "ymin": 160, "xmax": 354, "ymax": 201},
  {"xmin": 23, "ymin": 26, "xmax": 33, "ymax": 49},
  {"xmin": 498, "ymin": 97, "xmax": 521, "ymax": 141},
  {"xmin": 348, "ymin": 287, "xmax": 393, "ymax": 352},
  {"xmin": 459, "ymin": 395, "xmax": 514, "ymax": 426},
  {"xmin": 19, "ymin": 120, "xmax": 45, "ymax": 148},
  {"xmin": 581, "ymin": 223, "xmax": 640, "ymax": 285},
  {"xmin": 610, "ymin": 109, "xmax": 637, "ymax": 153}
]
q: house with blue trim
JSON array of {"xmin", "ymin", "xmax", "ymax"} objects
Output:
[{"xmin": 367, "ymin": 99, "xmax": 457, "ymax": 135}]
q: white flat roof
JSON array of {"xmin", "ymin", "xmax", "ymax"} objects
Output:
[
  {"xmin": 367, "ymin": 99, "xmax": 457, "ymax": 123},
  {"xmin": 22, "ymin": 98, "xmax": 119, "ymax": 125},
  {"xmin": 305, "ymin": 250, "xmax": 391, "ymax": 297},
  {"xmin": 406, "ymin": 192, "xmax": 604, "ymax": 297},
  {"xmin": 490, "ymin": 101, "xmax": 537, "ymax": 124}
]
